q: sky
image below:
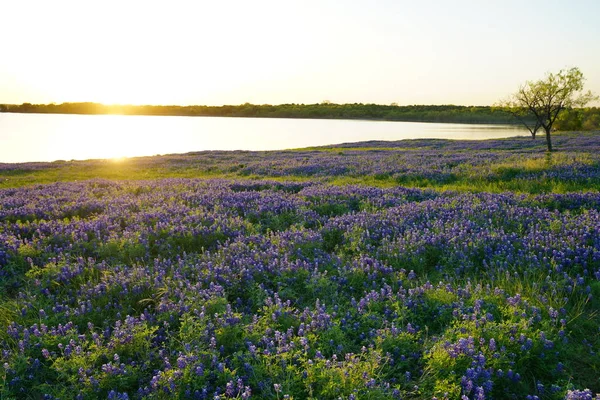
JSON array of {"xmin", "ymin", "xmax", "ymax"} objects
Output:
[{"xmin": 0, "ymin": 0, "xmax": 599, "ymax": 106}]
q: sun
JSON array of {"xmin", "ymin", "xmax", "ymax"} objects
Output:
[{"xmin": 109, "ymin": 156, "xmax": 128, "ymax": 163}]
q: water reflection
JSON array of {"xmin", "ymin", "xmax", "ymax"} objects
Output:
[{"xmin": 0, "ymin": 113, "xmax": 528, "ymax": 163}]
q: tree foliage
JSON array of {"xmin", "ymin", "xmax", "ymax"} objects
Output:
[
  {"xmin": 0, "ymin": 102, "xmax": 520, "ymax": 125},
  {"xmin": 502, "ymin": 67, "xmax": 598, "ymax": 151}
]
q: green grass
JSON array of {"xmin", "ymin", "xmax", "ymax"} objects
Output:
[
  {"xmin": 2, "ymin": 132, "xmax": 600, "ymax": 194},
  {"xmin": 0, "ymin": 162, "xmax": 233, "ymax": 188}
]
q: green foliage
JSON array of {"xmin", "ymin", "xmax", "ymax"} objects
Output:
[
  {"xmin": 502, "ymin": 67, "xmax": 599, "ymax": 151},
  {"xmin": 5, "ymin": 101, "xmax": 600, "ymax": 131},
  {"xmin": 1, "ymin": 102, "xmax": 521, "ymax": 124}
]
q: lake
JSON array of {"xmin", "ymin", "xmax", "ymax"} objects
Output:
[{"xmin": 0, "ymin": 113, "xmax": 529, "ymax": 163}]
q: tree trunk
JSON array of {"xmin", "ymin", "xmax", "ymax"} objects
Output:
[{"xmin": 544, "ymin": 128, "xmax": 552, "ymax": 152}]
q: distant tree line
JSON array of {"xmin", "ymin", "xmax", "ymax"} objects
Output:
[
  {"xmin": 553, "ymin": 107, "xmax": 600, "ymax": 131},
  {"xmin": 0, "ymin": 101, "xmax": 599, "ymax": 128}
]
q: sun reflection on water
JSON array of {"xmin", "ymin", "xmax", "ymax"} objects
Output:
[{"xmin": 0, "ymin": 113, "xmax": 529, "ymax": 163}]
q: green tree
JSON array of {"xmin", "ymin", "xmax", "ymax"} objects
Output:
[
  {"xmin": 582, "ymin": 109, "xmax": 600, "ymax": 130},
  {"xmin": 554, "ymin": 108, "xmax": 583, "ymax": 131},
  {"xmin": 495, "ymin": 102, "xmax": 541, "ymax": 139},
  {"xmin": 503, "ymin": 67, "xmax": 598, "ymax": 151}
]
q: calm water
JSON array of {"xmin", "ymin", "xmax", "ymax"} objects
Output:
[{"xmin": 0, "ymin": 113, "xmax": 528, "ymax": 163}]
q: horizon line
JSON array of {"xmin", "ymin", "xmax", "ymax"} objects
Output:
[{"xmin": 1, "ymin": 101, "xmax": 502, "ymax": 108}]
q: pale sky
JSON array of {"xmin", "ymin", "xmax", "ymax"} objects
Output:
[{"xmin": 0, "ymin": 0, "xmax": 599, "ymax": 106}]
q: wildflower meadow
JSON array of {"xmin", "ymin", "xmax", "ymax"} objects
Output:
[{"xmin": 1, "ymin": 133, "xmax": 600, "ymax": 399}]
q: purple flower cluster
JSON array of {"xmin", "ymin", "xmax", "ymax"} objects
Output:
[
  {"xmin": 3, "ymin": 132, "xmax": 600, "ymax": 188},
  {"xmin": 1, "ymin": 177, "xmax": 599, "ymax": 398}
]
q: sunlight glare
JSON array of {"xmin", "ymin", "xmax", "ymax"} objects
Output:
[{"xmin": 57, "ymin": 115, "xmax": 166, "ymax": 161}]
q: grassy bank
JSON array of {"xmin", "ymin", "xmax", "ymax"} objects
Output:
[
  {"xmin": 1, "ymin": 103, "xmax": 518, "ymax": 124},
  {"xmin": 2, "ymin": 132, "xmax": 600, "ymax": 194},
  {"xmin": 3, "ymin": 103, "xmax": 599, "ymax": 130}
]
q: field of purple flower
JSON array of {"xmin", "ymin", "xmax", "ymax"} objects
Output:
[
  {"xmin": 1, "ymin": 133, "xmax": 600, "ymax": 399},
  {"xmin": 2, "ymin": 132, "xmax": 600, "ymax": 193}
]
